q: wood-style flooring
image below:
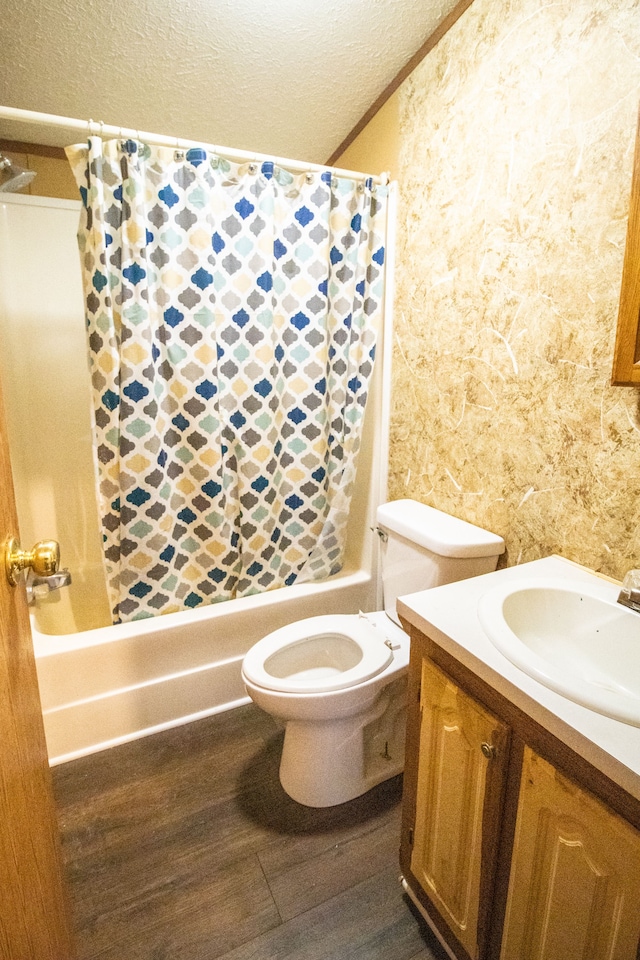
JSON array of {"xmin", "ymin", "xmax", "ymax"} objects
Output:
[{"xmin": 52, "ymin": 703, "xmax": 445, "ymax": 960}]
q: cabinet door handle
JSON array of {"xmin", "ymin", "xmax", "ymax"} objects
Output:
[{"xmin": 481, "ymin": 741, "xmax": 497, "ymax": 760}]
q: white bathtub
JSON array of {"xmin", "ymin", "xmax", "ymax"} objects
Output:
[{"xmin": 33, "ymin": 566, "xmax": 377, "ymax": 765}]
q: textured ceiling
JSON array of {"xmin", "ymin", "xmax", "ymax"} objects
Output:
[{"xmin": 0, "ymin": 0, "xmax": 459, "ymax": 167}]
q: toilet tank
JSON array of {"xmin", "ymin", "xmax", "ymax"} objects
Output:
[{"xmin": 376, "ymin": 500, "xmax": 505, "ymax": 625}]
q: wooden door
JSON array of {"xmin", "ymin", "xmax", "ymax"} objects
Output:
[
  {"xmin": 410, "ymin": 657, "xmax": 509, "ymax": 960},
  {"xmin": 0, "ymin": 377, "xmax": 75, "ymax": 958},
  {"xmin": 500, "ymin": 748, "xmax": 640, "ymax": 960}
]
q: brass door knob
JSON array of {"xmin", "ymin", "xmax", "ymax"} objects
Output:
[{"xmin": 4, "ymin": 536, "xmax": 60, "ymax": 586}]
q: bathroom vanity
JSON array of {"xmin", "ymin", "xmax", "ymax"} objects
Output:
[{"xmin": 397, "ymin": 556, "xmax": 640, "ymax": 960}]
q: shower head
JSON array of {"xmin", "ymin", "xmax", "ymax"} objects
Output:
[{"xmin": 0, "ymin": 154, "xmax": 36, "ymax": 193}]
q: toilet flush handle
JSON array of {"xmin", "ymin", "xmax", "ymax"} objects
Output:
[{"xmin": 371, "ymin": 526, "xmax": 388, "ymax": 543}]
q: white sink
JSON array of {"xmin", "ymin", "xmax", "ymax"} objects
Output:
[{"xmin": 477, "ymin": 577, "xmax": 640, "ymax": 726}]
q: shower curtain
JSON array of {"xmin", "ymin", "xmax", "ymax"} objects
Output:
[{"xmin": 66, "ymin": 137, "xmax": 388, "ymax": 623}]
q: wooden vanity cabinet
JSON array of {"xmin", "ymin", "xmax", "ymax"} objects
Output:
[
  {"xmin": 400, "ymin": 627, "xmax": 640, "ymax": 960},
  {"xmin": 501, "ymin": 747, "xmax": 640, "ymax": 960},
  {"xmin": 405, "ymin": 656, "xmax": 509, "ymax": 960}
]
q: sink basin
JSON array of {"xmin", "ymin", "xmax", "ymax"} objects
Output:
[{"xmin": 477, "ymin": 577, "xmax": 640, "ymax": 726}]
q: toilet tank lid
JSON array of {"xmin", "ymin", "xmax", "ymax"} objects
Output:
[{"xmin": 376, "ymin": 499, "xmax": 505, "ymax": 559}]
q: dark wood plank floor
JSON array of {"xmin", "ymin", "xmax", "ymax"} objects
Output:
[{"xmin": 52, "ymin": 703, "xmax": 445, "ymax": 960}]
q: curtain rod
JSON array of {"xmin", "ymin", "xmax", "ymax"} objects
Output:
[{"xmin": 0, "ymin": 105, "xmax": 389, "ymax": 185}]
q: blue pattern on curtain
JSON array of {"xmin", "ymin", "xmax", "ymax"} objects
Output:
[{"xmin": 66, "ymin": 137, "xmax": 388, "ymax": 622}]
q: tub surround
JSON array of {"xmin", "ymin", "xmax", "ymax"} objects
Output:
[
  {"xmin": 397, "ymin": 555, "xmax": 640, "ymax": 801},
  {"xmin": 0, "ymin": 193, "xmax": 111, "ymax": 632}
]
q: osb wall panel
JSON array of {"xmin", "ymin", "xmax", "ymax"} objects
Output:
[{"xmin": 390, "ymin": 0, "xmax": 640, "ymax": 578}]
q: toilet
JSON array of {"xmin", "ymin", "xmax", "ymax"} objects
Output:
[{"xmin": 241, "ymin": 499, "xmax": 505, "ymax": 807}]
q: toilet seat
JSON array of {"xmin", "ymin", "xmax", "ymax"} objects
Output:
[{"xmin": 241, "ymin": 614, "xmax": 394, "ymax": 694}]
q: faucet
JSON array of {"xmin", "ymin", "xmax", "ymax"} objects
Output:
[
  {"xmin": 617, "ymin": 569, "xmax": 640, "ymax": 614},
  {"xmin": 26, "ymin": 568, "xmax": 72, "ymax": 605}
]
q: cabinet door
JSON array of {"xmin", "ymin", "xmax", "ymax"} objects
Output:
[
  {"xmin": 410, "ymin": 658, "xmax": 509, "ymax": 960},
  {"xmin": 500, "ymin": 747, "xmax": 640, "ymax": 960}
]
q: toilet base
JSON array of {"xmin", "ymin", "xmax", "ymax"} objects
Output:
[{"xmin": 278, "ymin": 675, "xmax": 407, "ymax": 807}]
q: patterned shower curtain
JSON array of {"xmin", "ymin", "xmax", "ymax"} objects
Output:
[{"xmin": 66, "ymin": 137, "xmax": 388, "ymax": 623}]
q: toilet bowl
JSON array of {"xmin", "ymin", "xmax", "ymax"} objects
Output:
[
  {"xmin": 242, "ymin": 499, "xmax": 505, "ymax": 807},
  {"xmin": 242, "ymin": 614, "xmax": 393, "ymax": 696},
  {"xmin": 242, "ymin": 610, "xmax": 410, "ymax": 807}
]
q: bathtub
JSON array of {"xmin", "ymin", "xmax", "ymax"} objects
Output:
[{"xmin": 33, "ymin": 566, "xmax": 378, "ymax": 765}]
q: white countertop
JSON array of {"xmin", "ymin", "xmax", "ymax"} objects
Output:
[{"xmin": 397, "ymin": 555, "xmax": 640, "ymax": 802}]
